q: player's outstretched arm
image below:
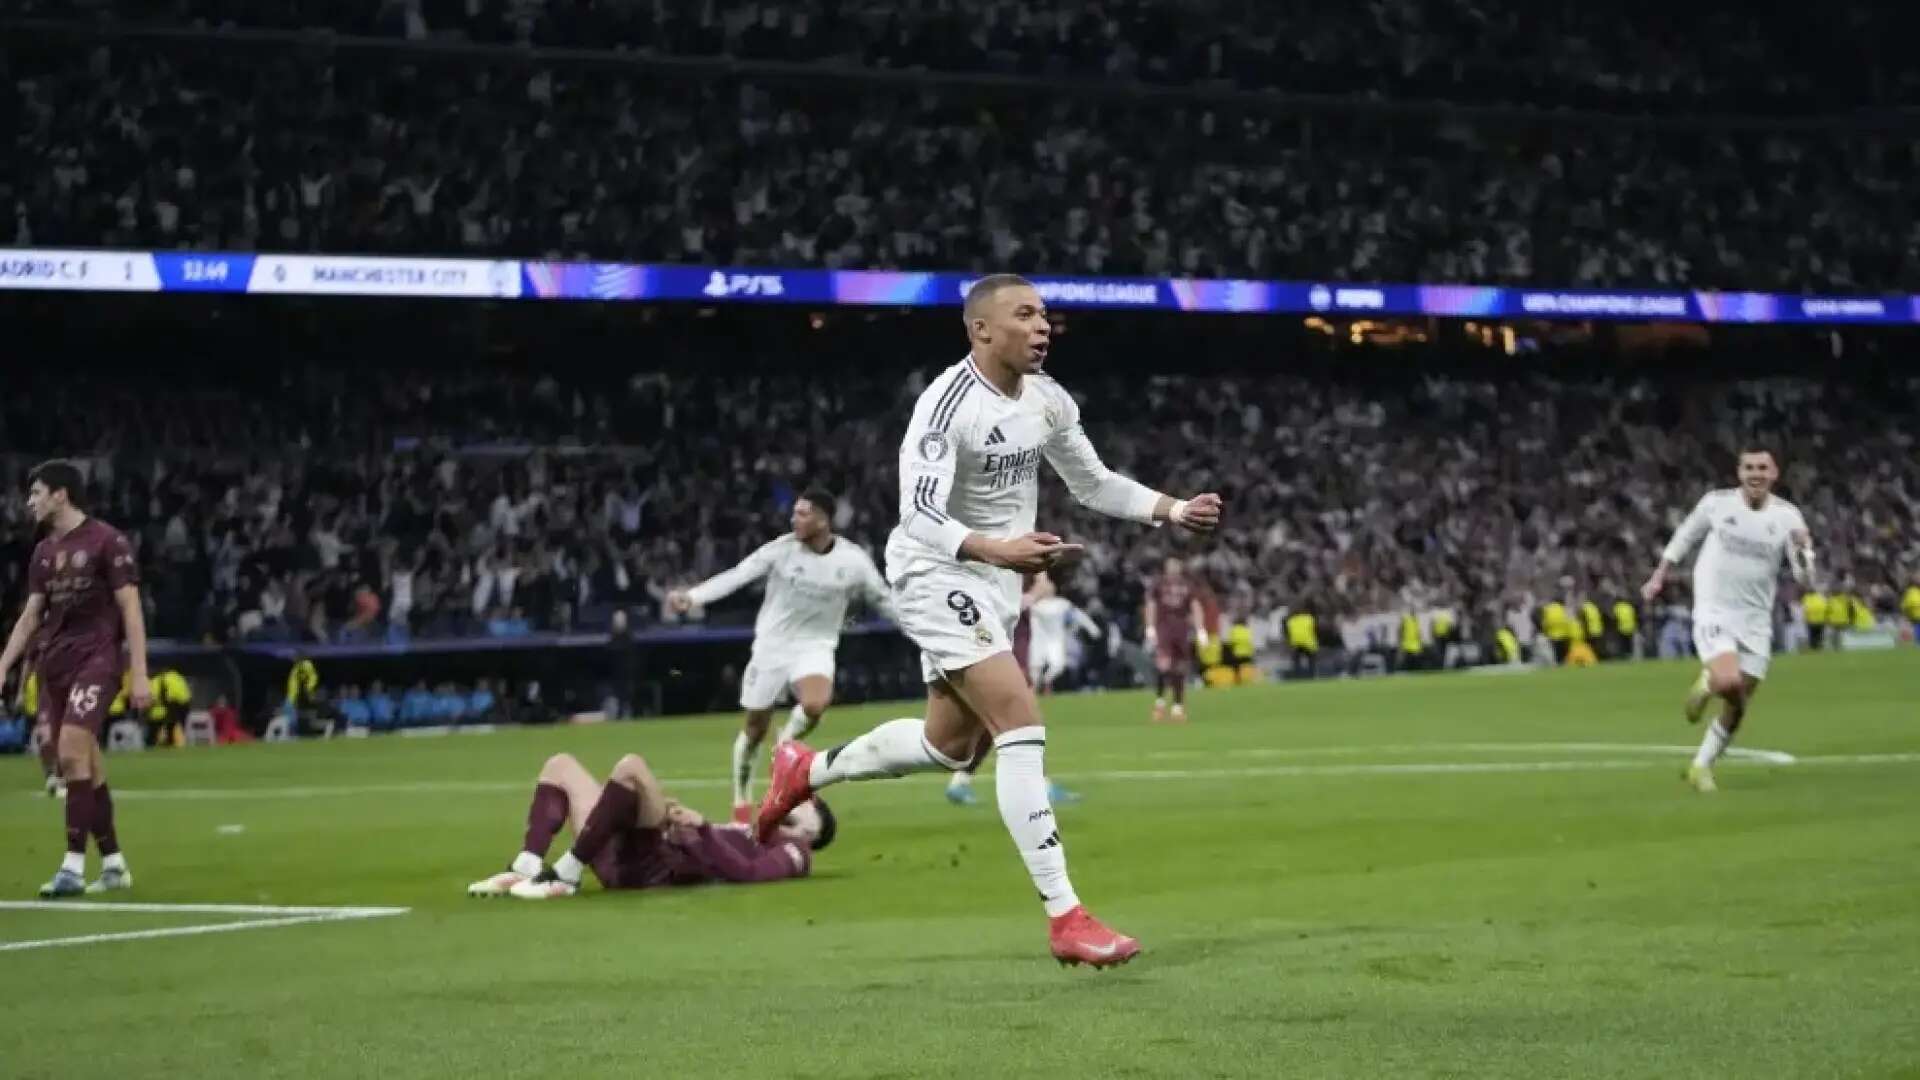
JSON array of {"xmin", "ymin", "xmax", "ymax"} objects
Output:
[
  {"xmin": 0, "ymin": 593, "xmax": 46, "ymax": 689},
  {"xmin": 1643, "ymin": 493, "xmax": 1714, "ymax": 600},
  {"xmin": 671, "ymin": 540, "xmax": 780, "ymax": 613},
  {"xmin": 1040, "ymin": 399, "xmax": 1220, "ymax": 532}
]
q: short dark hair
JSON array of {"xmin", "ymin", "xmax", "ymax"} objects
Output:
[
  {"xmin": 808, "ymin": 797, "xmax": 838, "ymax": 851},
  {"xmin": 797, "ymin": 488, "xmax": 837, "ymax": 522},
  {"xmin": 1738, "ymin": 445, "xmax": 1777, "ymax": 461},
  {"xmin": 27, "ymin": 460, "xmax": 85, "ymax": 508},
  {"xmin": 963, "ymin": 273, "xmax": 1035, "ymax": 322}
]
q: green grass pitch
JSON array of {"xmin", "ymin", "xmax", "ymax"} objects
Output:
[{"xmin": 4, "ymin": 651, "xmax": 1918, "ymax": 1078}]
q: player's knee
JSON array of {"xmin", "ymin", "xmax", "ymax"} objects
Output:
[
  {"xmin": 610, "ymin": 753, "xmax": 652, "ymax": 786},
  {"xmin": 798, "ymin": 696, "xmax": 829, "ymax": 720},
  {"xmin": 540, "ymin": 752, "xmax": 580, "ymax": 779},
  {"xmin": 1707, "ymin": 669, "xmax": 1744, "ymax": 697}
]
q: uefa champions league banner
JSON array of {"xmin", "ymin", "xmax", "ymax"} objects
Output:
[{"xmin": 3, "ymin": 247, "xmax": 1917, "ymax": 324}]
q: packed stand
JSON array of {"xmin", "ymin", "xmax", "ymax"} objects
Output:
[
  {"xmin": 7, "ymin": 40, "xmax": 1920, "ymax": 291},
  {"xmin": 19, "ymin": 0, "xmax": 1917, "ymax": 113},
  {"xmin": 4, "ymin": 359, "xmax": 1916, "ymax": 656}
]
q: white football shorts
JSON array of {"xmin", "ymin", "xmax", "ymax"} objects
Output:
[
  {"xmin": 739, "ymin": 644, "xmax": 837, "ymax": 711},
  {"xmin": 892, "ymin": 567, "xmax": 1018, "ymax": 684},
  {"xmin": 1691, "ymin": 608, "xmax": 1772, "ymax": 680}
]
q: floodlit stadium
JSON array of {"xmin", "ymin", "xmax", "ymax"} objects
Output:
[{"xmin": 4, "ymin": 3, "xmax": 1920, "ymax": 1076}]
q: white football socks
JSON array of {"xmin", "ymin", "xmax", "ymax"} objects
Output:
[
  {"xmin": 552, "ymin": 851, "xmax": 585, "ymax": 884},
  {"xmin": 732, "ymin": 729, "xmax": 764, "ymax": 806},
  {"xmin": 511, "ymin": 851, "xmax": 544, "ymax": 878},
  {"xmin": 808, "ymin": 718, "xmax": 960, "ymax": 789},
  {"xmin": 1694, "ymin": 720, "xmax": 1731, "ymax": 769},
  {"xmin": 60, "ymin": 852, "xmax": 85, "ymax": 876},
  {"xmin": 993, "ymin": 726, "xmax": 1079, "ymax": 918},
  {"xmin": 948, "ymin": 769, "xmax": 974, "ymax": 793},
  {"xmin": 102, "ymin": 852, "xmax": 128, "ymax": 874},
  {"xmin": 777, "ymin": 703, "xmax": 818, "ymax": 746}
]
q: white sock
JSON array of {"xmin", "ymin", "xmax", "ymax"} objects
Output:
[
  {"xmin": 61, "ymin": 851, "xmax": 85, "ymax": 876},
  {"xmin": 552, "ymin": 851, "xmax": 584, "ymax": 884},
  {"xmin": 1693, "ymin": 721, "xmax": 1731, "ymax": 769},
  {"xmin": 511, "ymin": 851, "xmax": 544, "ymax": 878},
  {"xmin": 102, "ymin": 852, "xmax": 128, "ymax": 873},
  {"xmin": 732, "ymin": 729, "xmax": 764, "ymax": 805},
  {"xmin": 948, "ymin": 769, "xmax": 974, "ymax": 791},
  {"xmin": 993, "ymin": 726, "xmax": 1079, "ymax": 918},
  {"xmin": 777, "ymin": 703, "xmax": 818, "ymax": 746},
  {"xmin": 808, "ymin": 718, "xmax": 959, "ymax": 789},
  {"xmin": 1154, "ymin": 697, "xmax": 1166, "ymax": 709}
]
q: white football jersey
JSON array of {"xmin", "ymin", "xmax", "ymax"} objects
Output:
[
  {"xmin": 1027, "ymin": 595, "xmax": 1099, "ymax": 645},
  {"xmin": 886, "ymin": 355, "xmax": 1160, "ymax": 613},
  {"xmin": 686, "ymin": 534, "xmax": 891, "ymax": 652},
  {"xmin": 1661, "ymin": 489, "xmax": 1808, "ymax": 618}
]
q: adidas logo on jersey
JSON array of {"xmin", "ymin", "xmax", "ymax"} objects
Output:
[{"xmin": 985, "ymin": 426, "xmax": 1006, "ymax": 445}]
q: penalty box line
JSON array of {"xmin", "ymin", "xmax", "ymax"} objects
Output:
[{"xmin": 0, "ymin": 900, "xmax": 409, "ymax": 953}]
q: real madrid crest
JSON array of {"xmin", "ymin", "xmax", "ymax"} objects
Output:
[
  {"xmin": 973, "ymin": 625, "xmax": 994, "ymax": 647},
  {"xmin": 917, "ymin": 431, "xmax": 950, "ymax": 462}
]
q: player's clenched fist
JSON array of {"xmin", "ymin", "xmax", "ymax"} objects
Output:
[{"xmin": 1170, "ymin": 493, "xmax": 1223, "ymax": 533}]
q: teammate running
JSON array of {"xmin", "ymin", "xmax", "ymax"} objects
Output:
[
  {"xmin": 666, "ymin": 490, "xmax": 891, "ymax": 822},
  {"xmin": 1641, "ymin": 447, "xmax": 1814, "ymax": 793}
]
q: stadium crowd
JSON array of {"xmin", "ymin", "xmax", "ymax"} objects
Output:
[
  {"xmin": 18, "ymin": 0, "xmax": 1914, "ymax": 113},
  {"xmin": 4, "ymin": 353, "xmax": 1916, "ymax": 660},
  {"xmin": 6, "ymin": 36, "xmax": 1919, "ymax": 291}
]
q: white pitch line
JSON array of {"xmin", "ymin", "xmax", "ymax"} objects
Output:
[
  {"xmin": 0, "ymin": 902, "xmax": 408, "ymax": 953},
  {"xmin": 1142, "ymin": 742, "xmax": 1797, "ymax": 764},
  {"xmin": 0, "ymin": 901, "xmax": 408, "ymax": 917},
  {"xmin": 14, "ymin": 748, "xmax": 1916, "ymax": 805}
]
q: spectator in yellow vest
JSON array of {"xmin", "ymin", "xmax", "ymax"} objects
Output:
[
  {"xmin": 286, "ymin": 654, "xmax": 321, "ymax": 730},
  {"xmin": 1197, "ymin": 635, "xmax": 1235, "ymax": 688},
  {"xmin": 1540, "ymin": 602, "xmax": 1572, "ymax": 663},
  {"xmin": 1801, "ymin": 590, "xmax": 1828, "ymax": 651},
  {"xmin": 1825, "ymin": 591, "xmax": 1852, "ymax": 648},
  {"xmin": 1610, "ymin": 598, "xmax": 1639, "ymax": 659},
  {"xmin": 1852, "ymin": 598, "xmax": 1875, "ymax": 631},
  {"xmin": 1398, "ymin": 612, "xmax": 1425, "ymax": 672},
  {"xmin": 1903, "ymin": 580, "xmax": 1920, "ymax": 641},
  {"xmin": 1226, "ymin": 619, "xmax": 1259, "ymax": 685},
  {"xmin": 1580, "ymin": 600, "xmax": 1604, "ymax": 641},
  {"xmin": 146, "ymin": 669, "xmax": 193, "ymax": 749},
  {"xmin": 1494, "ymin": 626, "xmax": 1522, "ymax": 665},
  {"xmin": 1285, "ymin": 609, "xmax": 1319, "ymax": 679},
  {"xmin": 1431, "ymin": 610, "xmax": 1457, "ymax": 668}
]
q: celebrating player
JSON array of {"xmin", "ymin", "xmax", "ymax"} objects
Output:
[
  {"xmin": 0, "ymin": 461, "xmax": 149, "ymax": 897},
  {"xmin": 1641, "ymin": 447, "xmax": 1814, "ymax": 793},
  {"xmin": 754, "ymin": 274, "xmax": 1222, "ymax": 967},
  {"xmin": 1144, "ymin": 555, "xmax": 1208, "ymax": 723},
  {"xmin": 667, "ymin": 489, "xmax": 893, "ymax": 823},
  {"xmin": 469, "ymin": 749, "xmax": 835, "ymax": 898}
]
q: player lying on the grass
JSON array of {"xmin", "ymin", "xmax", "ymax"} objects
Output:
[
  {"xmin": 1641, "ymin": 446, "xmax": 1814, "ymax": 794},
  {"xmin": 665, "ymin": 489, "xmax": 893, "ymax": 824},
  {"xmin": 468, "ymin": 750, "xmax": 837, "ymax": 898}
]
